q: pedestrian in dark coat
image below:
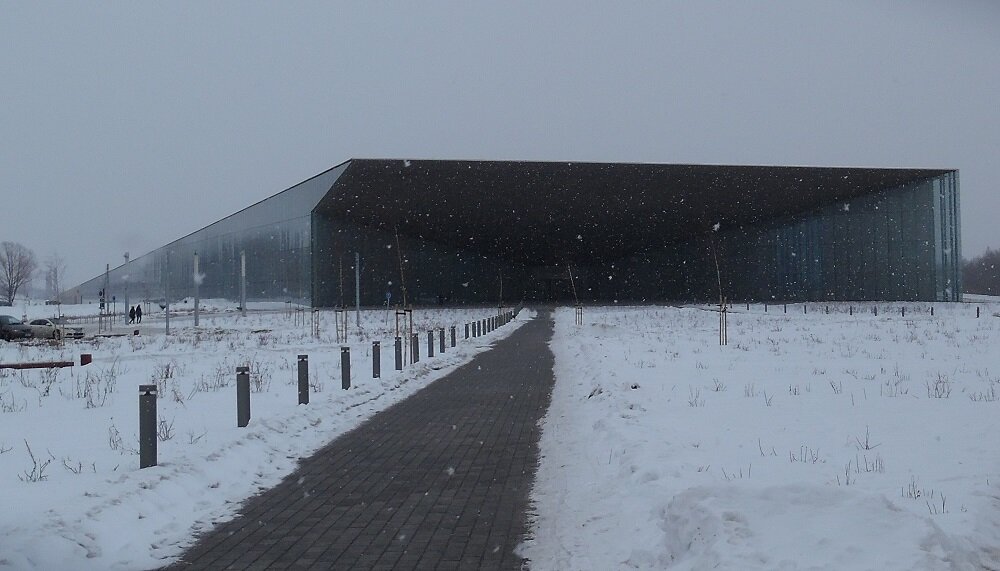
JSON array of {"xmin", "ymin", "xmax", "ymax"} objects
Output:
[
  {"xmin": 129, "ymin": 306, "xmax": 136, "ymax": 324},
  {"xmin": 135, "ymin": 304, "xmax": 142, "ymax": 323}
]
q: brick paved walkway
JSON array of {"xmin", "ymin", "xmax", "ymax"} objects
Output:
[{"xmin": 166, "ymin": 311, "xmax": 554, "ymax": 570}]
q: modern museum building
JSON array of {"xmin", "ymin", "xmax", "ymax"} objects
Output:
[{"xmin": 70, "ymin": 159, "xmax": 961, "ymax": 307}]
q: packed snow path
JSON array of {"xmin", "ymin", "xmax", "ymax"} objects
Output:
[{"xmin": 166, "ymin": 311, "xmax": 555, "ymax": 570}]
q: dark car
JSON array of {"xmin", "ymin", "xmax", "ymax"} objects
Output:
[{"xmin": 0, "ymin": 315, "xmax": 33, "ymax": 340}]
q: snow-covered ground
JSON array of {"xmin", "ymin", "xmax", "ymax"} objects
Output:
[
  {"xmin": 0, "ymin": 301, "xmax": 526, "ymax": 570},
  {"xmin": 523, "ymin": 302, "xmax": 1000, "ymax": 570}
]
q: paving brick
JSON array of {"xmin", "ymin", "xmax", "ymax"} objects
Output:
[{"xmin": 164, "ymin": 312, "xmax": 553, "ymax": 570}]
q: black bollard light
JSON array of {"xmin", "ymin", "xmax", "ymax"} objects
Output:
[
  {"xmin": 465, "ymin": 323, "xmax": 469, "ymax": 339},
  {"xmin": 373, "ymin": 341, "xmax": 380, "ymax": 378},
  {"xmin": 439, "ymin": 328, "xmax": 445, "ymax": 353},
  {"xmin": 450, "ymin": 325, "xmax": 456, "ymax": 347},
  {"xmin": 341, "ymin": 347, "xmax": 351, "ymax": 390},
  {"xmin": 394, "ymin": 336, "xmax": 403, "ymax": 370},
  {"xmin": 139, "ymin": 384, "xmax": 157, "ymax": 469},
  {"xmin": 428, "ymin": 330, "xmax": 434, "ymax": 358},
  {"xmin": 237, "ymin": 366, "xmax": 250, "ymax": 427},
  {"xmin": 297, "ymin": 354, "xmax": 309, "ymax": 405},
  {"xmin": 412, "ymin": 333, "xmax": 419, "ymax": 362}
]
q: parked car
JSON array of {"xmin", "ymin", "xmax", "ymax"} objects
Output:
[
  {"xmin": 26, "ymin": 318, "xmax": 84, "ymax": 340},
  {"xmin": 0, "ymin": 315, "xmax": 32, "ymax": 340}
]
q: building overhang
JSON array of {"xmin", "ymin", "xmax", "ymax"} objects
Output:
[{"xmin": 313, "ymin": 159, "xmax": 953, "ymax": 266}]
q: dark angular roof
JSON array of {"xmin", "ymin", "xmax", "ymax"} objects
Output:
[{"xmin": 314, "ymin": 159, "xmax": 952, "ymax": 265}]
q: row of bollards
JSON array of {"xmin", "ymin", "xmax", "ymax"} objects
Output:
[{"xmin": 138, "ymin": 309, "xmax": 521, "ymax": 468}]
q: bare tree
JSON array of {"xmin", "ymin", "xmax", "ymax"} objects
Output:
[
  {"xmin": 963, "ymin": 248, "xmax": 1000, "ymax": 295},
  {"xmin": 0, "ymin": 241, "xmax": 37, "ymax": 305},
  {"xmin": 43, "ymin": 253, "xmax": 67, "ymax": 301}
]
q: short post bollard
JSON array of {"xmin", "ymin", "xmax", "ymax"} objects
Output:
[
  {"xmin": 784, "ymin": 304, "xmax": 787, "ymax": 314},
  {"xmin": 373, "ymin": 341, "xmax": 380, "ymax": 378},
  {"xmin": 874, "ymin": 306, "xmax": 878, "ymax": 316},
  {"xmin": 237, "ymin": 366, "xmax": 250, "ymax": 428},
  {"xmin": 850, "ymin": 306, "xmax": 853, "ymax": 316},
  {"xmin": 439, "ymin": 328, "xmax": 445, "ymax": 353},
  {"xmin": 977, "ymin": 306, "xmax": 980, "ymax": 318},
  {"xmin": 450, "ymin": 325, "xmax": 456, "ymax": 347},
  {"xmin": 465, "ymin": 323, "xmax": 470, "ymax": 339},
  {"xmin": 901, "ymin": 307, "xmax": 905, "ymax": 317},
  {"xmin": 394, "ymin": 336, "xmax": 403, "ymax": 370},
  {"xmin": 297, "ymin": 354, "xmax": 309, "ymax": 405},
  {"xmin": 412, "ymin": 333, "xmax": 419, "ymax": 362},
  {"xmin": 139, "ymin": 384, "xmax": 157, "ymax": 469},
  {"xmin": 428, "ymin": 330, "xmax": 434, "ymax": 358},
  {"xmin": 930, "ymin": 306, "xmax": 934, "ymax": 317},
  {"xmin": 764, "ymin": 304, "xmax": 768, "ymax": 313},
  {"xmin": 341, "ymin": 347, "xmax": 351, "ymax": 390}
]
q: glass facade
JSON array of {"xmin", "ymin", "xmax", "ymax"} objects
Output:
[
  {"xmin": 621, "ymin": 171, "xmax": 961, "ymax": 302},
  {"xmin": 70, "ymin": 163, "xmax": 347, "ymax": 307},
  {"xmin": 311, "ymin": 216, "xmax": 524, "ymax": 307}
]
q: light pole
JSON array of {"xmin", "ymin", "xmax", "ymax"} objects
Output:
[
  {"xmin": 193, "ymin": 251, "xmax": 200, "ymax": 327},
  {"xmin": 123, "ymin": 252, "xmax": 130, "ymax": 324}
]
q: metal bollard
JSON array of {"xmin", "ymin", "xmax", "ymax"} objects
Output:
[
  {"xmin": 298, "ymin": 354, "xmax": 309, "ymax": 405},
  {"xmin": 139, "ymin": 384, "xmax": 157, "ymax": 469},
  {"xmin": 465, "ymin": 323, "xmax": 469, "ymax": 339},
  {"xmin": 412, "ymin": 333, "xmax": 419, "ymax": 362},
  {"xmin": 764, "ymin": 304, "xmax": 768, "ymax": 313},
  {"xmin": 901, "ymin": 307, "xmax": 905, "ymax": 317},
  {"xmin": 784, "ymin": 304, "xmax": 787, "ymax": 314},
  {"xmin": 439, "ymin": 328, "xmax": 445, "ymax": 353},
  {"xmin": 931, "ymin": 306, "xmax": 934, "ymax": 317},
  {"xmin": 373, "ymin": 341, "xmax": 380, "ymax": 378},
  {"xmin": 850, "ymin": 306, "xmax": 853, "ymax": 316},
  {"xmin": 394, "ymin": 336, "xmax": 403, "ymax": 370},
  {"xmin": 341, "ymin": 347, "xmax": 351, "ymax": 390},
  {"xmin": 450, "ymin": 325, "xmax": 456, "ymax": 347},
  {"xmin": 874, "ymin": 306, "xmax": 878, "ymax": 316},
  {"xmin": 237, "ymin": 366, "xmax": 250, "ymax": 427},
  {"xmin": 428, "ymin": 330, "xmax": 434, "ymax": 358},
  {"xmin": 977, "ymin": 306, "xmax": 980, "ymax": 318}
]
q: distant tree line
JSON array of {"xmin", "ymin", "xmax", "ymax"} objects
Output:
[{"xmin": 963, "ymin": 248, "xmax": 1000, "ymax": 295}]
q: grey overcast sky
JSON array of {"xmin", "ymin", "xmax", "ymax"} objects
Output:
[{"xmin": 2, "ymin": 1, "xmax": 998, "ymax": 288}]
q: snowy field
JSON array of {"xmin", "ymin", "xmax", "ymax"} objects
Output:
[
  {"xmin": 0, "ymin": 300, "xmax": 525, "ymax": 570},
  {"xmin": 523, "ymin": 302, "xmax": 1000, "ymax": 570}
]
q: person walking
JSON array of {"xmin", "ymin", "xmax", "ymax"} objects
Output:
[
  {"xmin": 135, "ymin": 304, "xmax": 142, "ymax": 323},
  {"xmin": 129, "ymin": 306, "xmax": 136, "ymax": 324}
]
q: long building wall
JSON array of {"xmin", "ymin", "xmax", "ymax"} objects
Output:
[{"xmin": 70, "ymin": 164, "xmax": 345, "ymax": 307}]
